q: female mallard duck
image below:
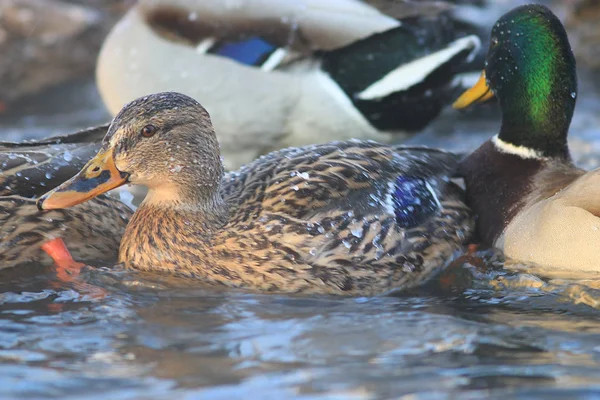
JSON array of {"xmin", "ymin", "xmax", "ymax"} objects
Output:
[
  {"xmin": 0, "ymin": 126, "xmax": 132, "ymax": 269},
  {"xmin": 96, "ymin": 0, "xmax": 481, "ymax": 169},
  {"xmin": 453, "ymin": 4, "xmax": 600, "ymax": 272},
  {"xmin": 39, "ymin": 92, "xmax": 473, "ymax": 295}
]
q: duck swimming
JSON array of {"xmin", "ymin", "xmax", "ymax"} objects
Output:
[
  {"xmin": 39, "ymin": 92, "xmax": 473, "ymax": 295},
  {"xmin": 453, "ymin": 4, "xmax": 600, "ymax": 272},
  {"xmin": 0, "ymin": 126, "xmax": 132, "ymax": 269},
  {"xmin": 97, "ymin": 0, "xmax": 481, "ymax": 169}
]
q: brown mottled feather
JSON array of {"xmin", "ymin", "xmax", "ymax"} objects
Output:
[
  {"xmin": 122, "ymin": 143, "xmax": 472, "ymax": 294},
  {"xmin": 106, "ymin": 94, "xmax": 472, "ymax": 294},
  {"xmin": 0, "ymin": 125, "xmax": 132, "ymax": 268},
  {"xmin": 45, "ymin": 93, "xmax": 473, "ymax": 295}
]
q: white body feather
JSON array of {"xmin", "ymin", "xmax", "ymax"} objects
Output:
[
  {"xmin": 97, "ymin": 0, "xmax": 476, "ymax": 169},
  {"xmin": 358, "ymin": 35, "xmax": 480, "ymax": 99}
]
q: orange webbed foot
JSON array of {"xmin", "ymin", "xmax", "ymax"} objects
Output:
[
  {"xmin": 41, "ymin": 238, "xmax": 107, "ymax": 301},
  {"xmin": 41, "ymin": 238, "xmax": 85, "ymax": 282}
]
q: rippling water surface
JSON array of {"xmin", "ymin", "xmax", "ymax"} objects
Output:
[
  {"xmin": 2, "ymin": 43, "xmax": 600, "ymax": 400},
  {"xmin": 2, "ymin": 259, "xmax": 600, "ymax": 399}
]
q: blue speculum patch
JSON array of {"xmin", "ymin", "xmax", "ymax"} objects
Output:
[
  {"xmin": 393, "ymin": 177, "xmax": 440, "ymax": 228},
  {"xmin": 209, "ymin": 37, "xmax": 276, "ymax": 66}
]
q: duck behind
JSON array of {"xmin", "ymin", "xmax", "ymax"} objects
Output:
[
  {"xmin": 97, "ymin": 0, "xmax": 481, "ymax": 169},
  {"xmin": 0, "ymin": 127, "xmax": 132, "ymax": 269}
]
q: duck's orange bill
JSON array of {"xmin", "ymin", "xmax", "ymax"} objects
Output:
[
  {"xmin": 37, "ymin": 149, "xmax": 128, "ymax": 210},
  {"xmin": 452, "ymin": 71, "xmax": 495, "ymax": 109}
]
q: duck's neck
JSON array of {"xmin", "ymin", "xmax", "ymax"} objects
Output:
[
  {"xmin": 141, "ymin": 185, "xmax": 229, "ymax": 230},
  {"xmin": 497, "ymin": 100, "xmax": 571, "ymax": 160},
  {"xmin": 119, "ymin": 184, "xmax": 229, "ymax": 271}
]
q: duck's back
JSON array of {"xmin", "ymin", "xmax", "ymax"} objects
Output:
[
  {"xmin": 217, "ymin": 141, "xmax": 472, "ymax": 294},
  {"xmin": 0, "ymin": 126, "xmax": 107, "ymax": 197},
  {"xmin": 0, "ymin": 195, "xmax": 130, "ymax": 268},
  {"xmin": 0, "ymin": 126, "xmax": 132, "ymax": 269}
]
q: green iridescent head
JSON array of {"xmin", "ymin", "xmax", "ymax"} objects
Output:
[{"xmin": 455, "ymin": 5, "xmax": 577, "ymax": 158}]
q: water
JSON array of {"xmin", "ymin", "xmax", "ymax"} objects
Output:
[
  {"xmin": 0, "ymin": 80, "xmax": 111, "ymax": 142},
  {"xmin": 3, "ymin": 23, "xmax": 600, "ymax": 400},
  {"xmin": 1, "ymin": 260, "xmax": 600, "ymax": 399}
]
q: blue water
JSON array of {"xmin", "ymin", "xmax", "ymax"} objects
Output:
[{"xmin": 1, "ymin": 257, "xmax": 600, "ymax": 399}]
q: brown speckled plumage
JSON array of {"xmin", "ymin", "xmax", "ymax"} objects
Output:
[
  {"xmin": 0, "ymin": 126, "xmax": 132, "ymax": 268},
  {"xmin": 42, "ymin": 92, "xmax": 473, "ymax": 295}
]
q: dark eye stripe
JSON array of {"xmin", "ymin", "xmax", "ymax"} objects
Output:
[{"xmin": 117, "ymin": 137, "xmax": 136, "ymax": 153}]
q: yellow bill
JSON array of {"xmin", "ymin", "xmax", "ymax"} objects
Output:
[
  {"xmin": 453, "ymin": 71, "xmax": 495, "ymax": 109},
  {"xmin": 37, "ymin": 149, "xmax": 128, "ymax": 210}
]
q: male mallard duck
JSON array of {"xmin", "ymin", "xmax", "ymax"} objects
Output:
[
  {"xmin": 0, "ymin": 126, "xmax": 132, "ymax": 269},
  {"xmin": 453, "ymin": 4, "xmax": 600, "ymax": 272},
  {"xmin": 96, "ymin": 0, "xmax": 481, "ymax": 169},
  {"xmin": 39, "ymin": 92, "xmax": 473, "ymax": 295}
]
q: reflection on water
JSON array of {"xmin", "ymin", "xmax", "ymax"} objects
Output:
[{"xmin": 2, "ymin": 262, "xmax": 600, "ymax": 399}]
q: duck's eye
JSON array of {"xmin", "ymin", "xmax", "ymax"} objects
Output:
[
  {"xmin": 141, "ymin": 124, "xmax": 157, "ymax": 138},
  {"xmin": 491, "ymin": 37, "xmax": 499, "ymax": 47}
]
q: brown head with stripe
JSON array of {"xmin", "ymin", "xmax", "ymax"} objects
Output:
[{"xmin": 38, "ymin": 92, "xmax": 223, "ymax": 211}]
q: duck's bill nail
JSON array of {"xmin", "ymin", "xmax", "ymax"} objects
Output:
[
  {"xmin": 37, "ymin": 149, "xmax": 128, "ymax": 211},
  {"xmin": 452, "ymin": 71, "xmax": 495, "ymax": 109}
]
